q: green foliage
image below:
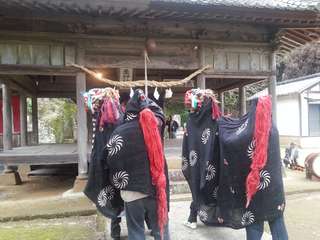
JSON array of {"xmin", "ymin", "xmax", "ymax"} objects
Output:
[
  {"xmin": 164, "ymin": 99, "xmax": 189, "ymax": 125},
  {"xmin": 38, "ymin": 98, "xmax": 76, "ymax": 143},
  {"xmin": 223, "ymin": 89, "xmax": 239, "ymax": 116}
]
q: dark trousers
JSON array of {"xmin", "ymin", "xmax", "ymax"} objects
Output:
[
  {"xmin": 188, "ymin": 201, "xmax": 198, "ymax": 223},
  {"xmin": 111, "ymin": 217, "xmax": 121, "ymax": 239},
  {"xmin": 246, "ymin": 216, "xmax": 288, "ymax": 240},
  {"xmin": 125, "ymin": 197, "xmax": 170, "ymax": 240}
]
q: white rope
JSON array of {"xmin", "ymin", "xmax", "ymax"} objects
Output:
[{"xmin": 71, "ymin": 64, "xmax": 211, "ymax": 88}]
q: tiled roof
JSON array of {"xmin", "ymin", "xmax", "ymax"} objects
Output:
[{"xmin": 156, "ymin": 0, "xmax": 320, "ymax": 11}]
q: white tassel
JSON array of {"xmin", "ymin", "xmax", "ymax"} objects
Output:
[
  {"xmin": 153, "ymin": 87, "xmax": 160, "ymax": 100},
  {"xmin": 165, "ymin": 88, "xmax": 173, "ymax": 98},
  {"xmin": 130, "ymin": 88, "xmax": 134, "ymax": 98}
]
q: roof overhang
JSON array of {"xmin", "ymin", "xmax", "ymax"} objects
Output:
[
  {"xmin": 277, "ymin": 28, "xmax": 320, "ymax": 57},
  {"xmin": 0, "ymin": 0, "xmax": 318, "ymax": 27}
]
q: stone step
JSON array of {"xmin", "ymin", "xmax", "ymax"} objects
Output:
[
  {"xmin": 168, "ymin": 169, "xmax": 190, "ymax": 195},
  {"xmin": 168, "ymin": 168, "xmax": 185, "ymax": 181},
  {"xmin": 166, "ymin": 157, "xmax": 181, "ymax": 170},
  {"xmin": 169, "ymin": 180, "xmax": 190, "ymax": 195}
]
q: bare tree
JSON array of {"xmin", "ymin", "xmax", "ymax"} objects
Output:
[{"xmin": 281, "ymin": 42, "xmax": 320, "ymax": 80}]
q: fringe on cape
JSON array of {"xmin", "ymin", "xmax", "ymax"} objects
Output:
[
  {"xmin": 246, "ymin": 96, "xmax": 272, "ymax": 208},
  {"xmin": 139, "ymin": 108, "xmax": 168, "ymax": 238}
]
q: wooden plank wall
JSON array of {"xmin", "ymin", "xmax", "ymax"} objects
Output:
[
  {"xmin": 202, "ymin": 45, "xmax": 272, "ymax": 74},
  {"xmin": 0, "ymin": 43, "xmax": 75, "ymax": 66}
]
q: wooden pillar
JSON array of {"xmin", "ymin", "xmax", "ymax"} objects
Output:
[
  {"xmin": 1, "ymin": 82, "xmax": 20, "ymax": 177},
  {"xmin": 19, "ymin": 94, "xmax": 27, "ymax": 146},
  {"xmin": 219, "ymin": 92, "xmax": 225, "ymax": 115},
  {"xmin": 76, "ymin": 47, "xmax": 88, "ymax": 179},
  {"xmin": 197, "ymin": 74, "xmax": 206, "ymax": 89},
  {"xmin": 32, "ymin": 96, "xmax": 39, "ymax": 144},
  {"xmin": 268, "ymin": 52, "xmax": 277, "ymax": 124},
  {"xmin": 2, "ymin": 82, "xmax": 13, "ymax": 151},
  {"xmin": 239, "ymin": 86, "xmax": 246, "ymax": 116}
]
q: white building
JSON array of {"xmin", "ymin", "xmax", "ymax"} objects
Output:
[{"xmin": 250, "ymin": 73, "xmax": 320, "ymax": 148}]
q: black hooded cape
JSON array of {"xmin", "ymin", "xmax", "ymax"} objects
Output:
[
  {"xmin": 183, "ymin": 98, "xmax": 285, "ymax": 229},
  {"xmin": 182, "ymin": 98, "xmax": 220, "ymax": 221},
  {"xmin": 106, "ymin": 90, "xmax": 170, "ymax": 207},
  {"xmin": 84, "ymin": 112, "xmax": 124, "ymax": 218},
  {"xmin": 214, "ymin": 99, "xmax": 285, "ymax": 228}
]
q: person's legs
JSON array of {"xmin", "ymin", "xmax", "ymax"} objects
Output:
[
  {"xmin": 110, "ymin": 217, "xmax": 121, "ymax": 239},
  {"xmin": 144, "ymin": 197, "xmax": 170, "ymax": 240},
  {"xmin": 246, "ymin": 221, "xmax": 264, "ymax": 240},
  {"xmin": 183, "ymin": 201, "xmax": 197, "ymax": 229},
  {"xmin": 269, "ymin": 216, "xmax": 289, "ymax": 240},
  {"xmin": 188, "ymin": 201, "xmax": 198, "ymax": 223},
  {"xmin": 125, "ymin": 199, "xmax": 146, "ymax": 240}
]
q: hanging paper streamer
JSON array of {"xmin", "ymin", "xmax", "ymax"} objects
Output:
[
  {"xmin": 165, "ymin": 88, "xmax": 173, "ymax": 99},
  {"xmin": 153, "ymin": 87, "xmax": 160, "ymax": 100},
  {"xmin": 130, "ymin": 88, "xmax": 134, "ymax": 98}
]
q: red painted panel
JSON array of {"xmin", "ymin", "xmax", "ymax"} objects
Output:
[{"xmin": 0, "ymin": 96, "xmax": 21, "ymax": 134}]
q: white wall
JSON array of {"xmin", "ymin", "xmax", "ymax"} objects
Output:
[
  {"xmin": 300, "ymin": 92, "xmax": 309, "ymax": 136},
  {"xmin": 277, "ymin": 94, "xmax": 300, "ymax": 136}
]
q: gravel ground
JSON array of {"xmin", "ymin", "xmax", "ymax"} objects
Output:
[
  {"xmin": 1, "ymin": 193, "xmax": 319, "ymax": 240},
  {"xmin": 284, "ymin": 192, "xmax": 320, "ymax": 240}
]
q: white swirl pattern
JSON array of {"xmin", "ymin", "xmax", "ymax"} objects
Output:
[
  {"xmin": 201, "ymin": 128, "xmax": 211, "ymax": 144},
  {"xmin": 198, "ymin": 209, "xmax": 209, "ymax": 222},
  {"xmin": 189, "ymin": 150, "xmax": 198, "ymax": 167},
  {"xmin": 112, "ymin": 171, "xmax": 129, "ymax": 189},
  {"xmin": 236, "ymin": 119, "xmax": 248, "ymax": 135},
  {"xmin": 126, "ymin": 113, "xmax": 138, "ymax": 121},
  {"xmin": 258, "ymin": 170, "xmax": 271, "ymax": 190},
  {"xmin": 107, "ymin": 135, "xmax": 124, "ymax": 157},
  {"xmin": 241, "ymin": 211, "xmax": 255, "ymax": 226},
  {"xmin": 247, "ymin": 139, "xmax": 256, "ymax": 160},
  {"xmin": 97, "ymin": 185, "xmax": 115, "ymax": 207},
  {"xmin": 181, "ymin": 156, "xmax": 188, "ymax": 171},
  {"xmin": 205, "ymin": 164, "xmax": 216, "ymax": 181}
]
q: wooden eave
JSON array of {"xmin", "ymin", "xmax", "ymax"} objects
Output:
[
  {"xmin": 277, "ymin": 28, "xmax": 320, "ymax": 57},
  {"xmin": 0, "ymin": 0, "xmax": 318, "ymax": 27}
]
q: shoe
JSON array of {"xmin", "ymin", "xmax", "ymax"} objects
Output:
[{"xmin": 183, "ymin": 221, "xmax": 197, "ymax": 229}]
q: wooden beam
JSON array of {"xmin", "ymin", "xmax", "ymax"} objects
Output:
[
  {"xmin": 215, "ymin": 78, "xmax": 264, "ymax": 92},
  {"xmin": 279, "ymin": 45, "xmax": 293, "ymax": 52},
  {"xmin": 239, "ymin": 86, "xmax": 246, "ymax": 116},
  {"xmin": 294, "ymin": 29, "xmax": 318, "ymax": 40},
  {"xmin": 307, "ymin": 29, "xmax": 320, "ymax": 39},
  {"xmin": 76, "ymin": 46, "xmax": 88, "ymax": 178},
  {"xmin": 19, "ymin": 94, "xmax": 27, "ymax": 146},
  {"xmin": 0, "ymin": 65, "xmax": 77, "ymax": 76},
  {"xmin": 279, "ymin": 40, "xmax": 298, "ymax": 49},
  {"xmin": 268, "ymin": 52, "xmax": 277, "ymax": 124},
  {"xmin": 287, "ymin": 29, "xmax": 314, "ymax": 42},
  {"xmin": 36, "ymin": 91, "xmax": 76, "ymax": 98},
  {"xmin": 2, "ymin": 81, "xmax": 13, "ymax": 150},
  {"xmin": 280, "ymin": 36, "xmax": 303, "ymax": 47},
  {"xmin": 0, "ymin": 29, "xmax": 271, "ymax": 48},
  {"xmin": 10, "ymin": 79, "xmax": 34, "ymax": 96},
  {"xmin": 197, "ymin": 74, "xmax": 206, "ymax": 89},
  {"xmin": 284, "ymin": 32, "xmax": 308, "ymax": 45},
  {"xmin": 32, "ymin": 96, "xmax": 39, "ymax": 145},
  {"xmin": 204, "ymin": 72, "xmax": 270, "ymax": 79},
  {"xmin": 218, "ymin": 91, "xmax": 225, "ymax": 114}
]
